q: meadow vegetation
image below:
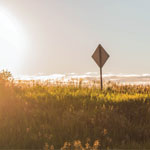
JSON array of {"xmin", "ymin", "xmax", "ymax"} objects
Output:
[{"xmin": 0, "ymin": 70, "xmax": 150, "ymax": 149}]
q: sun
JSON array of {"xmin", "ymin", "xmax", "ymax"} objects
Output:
[{"xmin": 0, "ymin": 7, "xmax": 28, "ymax": 75}]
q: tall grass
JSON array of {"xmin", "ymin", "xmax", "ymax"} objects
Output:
[{"xmin": 0, "ymin": 70, "xmax": 150, "ymax": 149}]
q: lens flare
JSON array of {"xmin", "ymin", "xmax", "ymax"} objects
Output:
[{"xmin": 0, "ymin": 7, "xmax": 28, "ymax": 74}]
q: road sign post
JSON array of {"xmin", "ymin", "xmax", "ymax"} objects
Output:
[
  {"xmin": 92, "ymin": 44, "xmax": 109, "ymax": 90},
  {"xmin": 100, "ymin": 66, "xmax": 103, "ymax": 90},
  {"xmin": 99, "ymin": 48, "xmax": 103, "ymax": 90}
]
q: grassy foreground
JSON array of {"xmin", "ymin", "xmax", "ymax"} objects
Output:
[{"xmin": 0, "ymin": 71, "xmax": 150, "ymax": 149}]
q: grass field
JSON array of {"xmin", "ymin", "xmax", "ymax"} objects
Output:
[{"xmin": 0, "ymin": 71, "xmax": 150, "ymax": 149}]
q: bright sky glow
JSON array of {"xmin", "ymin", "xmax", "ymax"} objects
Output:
[
  {"xmin": 0, "ymin": 0, "xmax": 150, "ymax": 75},
  {"xmin": 0, "ymin": 6, "xmax": 28, "ymax": 74}
]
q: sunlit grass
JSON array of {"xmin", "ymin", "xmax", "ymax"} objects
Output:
[{"xmin": 0, "ymin": 70, "xmax": 150, "ymax": 149}]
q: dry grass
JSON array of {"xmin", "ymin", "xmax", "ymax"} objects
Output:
[{"xmin": 0, "ymin": 70, "xmax": 150, "ymax": 149}]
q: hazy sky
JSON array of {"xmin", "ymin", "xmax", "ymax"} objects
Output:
[{"xmin": 0, "ymin": 0, "xmax": 150, "ymax": 75}]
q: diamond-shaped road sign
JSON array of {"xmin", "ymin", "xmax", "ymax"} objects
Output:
[
  {"xmin": 92, "ymin": 44, "xmax": 109, "ymax": 68},
  {"xmin": 92, "ymin": 44, "xmax": 110, "ymax": 90}
]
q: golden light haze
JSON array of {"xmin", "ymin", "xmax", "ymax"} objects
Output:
[
  {"xmin": 0, "ymin": 0, "xmax": 150, "ymax": 76},
  {"xmin": 0, "ymin": 6, "xmax": 28, "ymax": 74}
]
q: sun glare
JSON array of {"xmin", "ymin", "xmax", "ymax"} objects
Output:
[{"xmin": 0, "ymin": 7, "xmax": 28, "ymax": 74}]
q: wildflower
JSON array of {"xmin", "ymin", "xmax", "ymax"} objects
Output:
[
  {"xmin": 85, "ymin": 142, "xmax": 91, "ymax": 150},
  {"xmin": 74, "ymin": 140, "xmax": 84, "ymax": 150},
  {"xmin": 50, "ymin": 145, "xmax": 54, "ymax": 150},
  {"xmin": 103, "ymin": 128, "xmax": 108, "ymax": 136},
  {"xmin": 61, "ymin": 142, "xmax": 71, "ymax": 150},
  {"xmin": 93, "ymin": 140, "xmax": 100, "ymax": 150}
]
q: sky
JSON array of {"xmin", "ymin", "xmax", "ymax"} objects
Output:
[{"xmin": 0, "ymin": 0, "xmax": 150, "ymax": 75}]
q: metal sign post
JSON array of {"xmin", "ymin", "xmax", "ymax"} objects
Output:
[
  {"xmin": 99, "ymin": 48, "xmax": 103, "ymax": 90},
  {"xmin": 100, "ymin": 66, "xmax": 103, "ymax": 90},
  {"xmin": 92, "ymin": 44, "xmax": 110, "ymax": 90}
]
